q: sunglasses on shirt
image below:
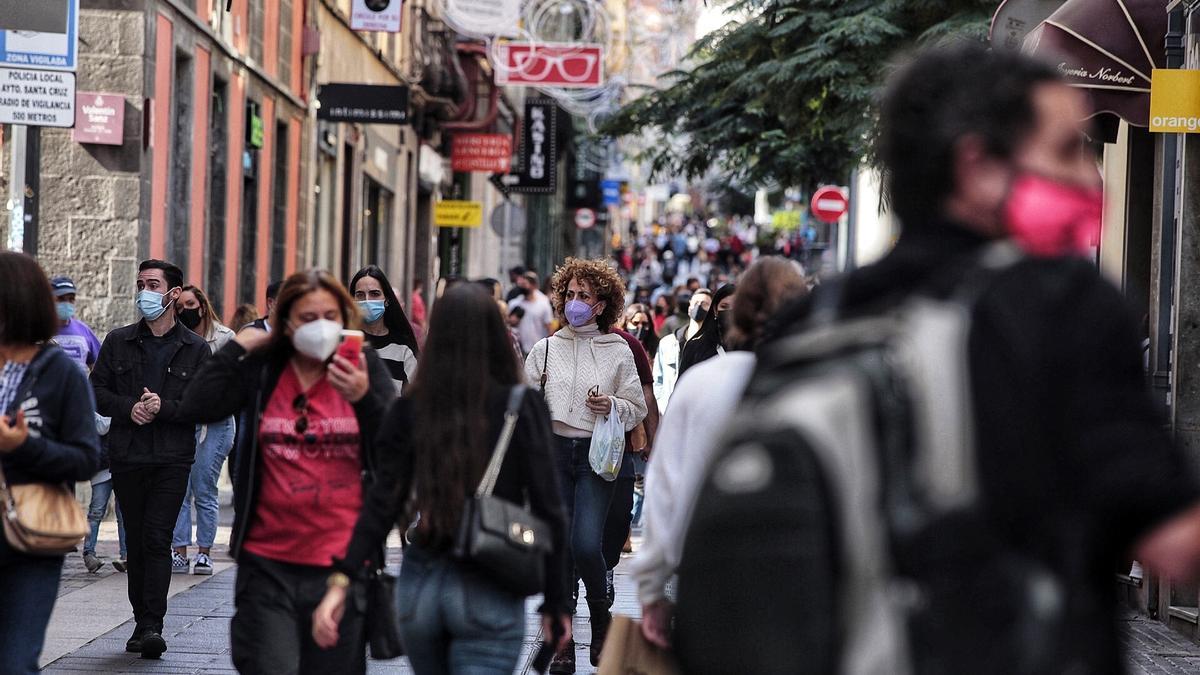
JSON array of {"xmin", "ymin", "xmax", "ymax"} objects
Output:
[{"xmin": 292, "ymin": 393, "xmax": 318, "ymax": 445}]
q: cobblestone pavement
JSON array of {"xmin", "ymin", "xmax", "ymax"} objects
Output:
[{"xmin": 1122, "ymin": 609, "xmax": 1200, "ymax": 674}]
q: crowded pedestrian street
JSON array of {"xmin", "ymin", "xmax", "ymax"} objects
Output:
[{"xmin": 8, "ymin": 0, "xmax": 1200, "ymax": 674}]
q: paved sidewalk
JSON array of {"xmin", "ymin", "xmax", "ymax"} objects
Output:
[
  {"xmin": 1122, "ymin": 609, "xmax": 1200, "ymax": 675},
  {"xmin": 43, "ymin": 540, "xmax": 641, "ymax": 674}
]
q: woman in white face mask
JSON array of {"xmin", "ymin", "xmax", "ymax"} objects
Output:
[{"xmin": 169, "ymin": 269, "xmax": 395, "ymax": 675}]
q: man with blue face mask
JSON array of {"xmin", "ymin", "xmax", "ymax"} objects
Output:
[{"xmin": 90, "ymin": 259, "xmax": 211, "ymax": 660}]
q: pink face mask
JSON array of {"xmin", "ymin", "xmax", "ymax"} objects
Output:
[{"xmin": 1003, "ymin": 173, "xmax": 1103, "ymax": 257}]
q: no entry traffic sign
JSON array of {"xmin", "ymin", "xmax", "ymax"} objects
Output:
[
  {"xmin": 811, "ymin": 186, "xmax": 848, "ymax": 223},
  {"xmin": 575, "ymin": 208, "xmax": 597, "ymax": 230}
]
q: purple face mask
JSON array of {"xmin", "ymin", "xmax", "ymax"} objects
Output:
[{"xmin": 565, "ymin": 299, "xmax": 598, "ymax": 328}]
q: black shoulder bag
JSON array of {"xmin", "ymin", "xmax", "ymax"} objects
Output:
[{"xmin": 453, "ymin": 385, "xmax": 552, "ymax": 596}]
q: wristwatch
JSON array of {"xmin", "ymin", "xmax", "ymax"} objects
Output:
[{"xmin": 326, "ymin": 571, "xmax": 351, "ymax": 589}]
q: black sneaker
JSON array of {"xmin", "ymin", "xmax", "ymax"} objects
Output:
[
  {"xmin": 125, "ymin": 626, "xmax": 143, "ymax": 653},
  {"xmin": 549, "ymin": 638, "xmax": 576, "ymax": 674},
  {"xmin": 140, "ymin": 631, "xmax": 167, "ymax": 659},
  {"xmin": 112, "ymin": 558, "xmax": 127, "ymax": 573}
]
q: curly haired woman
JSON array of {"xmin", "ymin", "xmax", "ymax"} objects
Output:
[{"xmin": 525, "ymin": 258, "xmax": 648, "ymax": 673}]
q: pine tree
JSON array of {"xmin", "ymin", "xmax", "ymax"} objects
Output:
[{"xmin": 603, "ymin": 0, "xmax": 996, "ymax": 191}]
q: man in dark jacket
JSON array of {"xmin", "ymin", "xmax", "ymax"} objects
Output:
[
  {"xmin": 767, "ymin": 44, "xmax": 1200, "ymax": 673},
  {"xmin": 90, "ymin": 259, "xmax": 210, "ymax": 660}
]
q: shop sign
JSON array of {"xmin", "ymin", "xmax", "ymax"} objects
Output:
[
  {"xmin": 451, "ymin": 133, "xmax": 512, "ymax": 173},
  {"xmin": 72, "ymin": 91, "xmax": 123, "ymax": 145},
  {"xmin": 248, "ymin": 111, "xmax": 265, "ymax": 148},
  {"xmin": 435, "ymin": 200, "xmax": 483, "ymax": 228},
  {"xmin": 317, "ymin": 83, "xmax": 409, "ymax": 125},
  {"xmin": 0, "ymin": 66, "xmax": 74, "ymax": 127},
  {"xmin": 1150, "ymin": 69, "xmax": 1200, "ymax": 134},
  {"xmin": 495, "ymin": 43, "xmax": 604, "ymax": 89},
  {"xmin": 350, "ymin": 0, "xmax": 403, "ymax": 33}
]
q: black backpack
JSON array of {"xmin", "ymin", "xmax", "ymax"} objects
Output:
[{"xmin": 674, "ymin": 244, "xmax": 1068, "ymax": 675}]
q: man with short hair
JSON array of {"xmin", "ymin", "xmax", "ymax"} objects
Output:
[
  {"xmin": 90, "ymin": 259, "xmax": 211, "ymax": 660},
  {"xmin": 508, "ymin": 270, "xmax": 554, "ymax": 356},
  {"xmin": 246, "ymin": 280, "xmax": 282, "ymax": 332},
  {"xmin": 49, "ymin": 276, "xmax": 101, "ymax": 373},
  {"xmin": 505, "ymin": 265, "xmax": 528, "ymax": 303},
  {"xmin": 760, "ymin": 43, "xmax": 1200, "ymax": 671}
]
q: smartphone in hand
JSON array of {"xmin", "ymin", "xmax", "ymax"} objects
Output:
[{"xmin": 335, "ymin": 330, "xmax": 364, "ymax": 365}]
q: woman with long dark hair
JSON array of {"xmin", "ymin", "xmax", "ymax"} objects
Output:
[
  {"xmin": 621, "ymin": 303, "xmax": 659, "ymax": 360},
  {"xmin": 350, "ymin": 265, "xmax": 419, "ymax": 395},
  {"xmin": 169, "ymin": 270, "xmax": 395, "ymax": 674},
  {"xmin": 172, "ymin": 285, "xmax": 236, "ymax": 576},
  {"xmin": 0, "ymin": 252, "xmax": 100, "ymax": 674},
  {"xmin": 312, "ymin": 284, "xmax": 571, "ymax": 673},
  {"xmin": 677, "ymin": 284, "xmax": 736, "ymax": 377}
]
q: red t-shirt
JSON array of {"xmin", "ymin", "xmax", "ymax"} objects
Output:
[{"xmin": 242, "ymin": 365, "xmax": 363, "ymax": 567}]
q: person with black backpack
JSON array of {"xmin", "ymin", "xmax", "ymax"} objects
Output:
[{"xmin": 673, "ymin": 43, "xmax": 1200, "ymax": 675}]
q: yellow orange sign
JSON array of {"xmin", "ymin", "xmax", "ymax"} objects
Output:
[
  {"xmin": 1150, "ymin": 69, "xmax": 1200, "ymax": 134},
  {"xmin": 434, "ymin": 200, "xmax": 483, "ymax": 227}
]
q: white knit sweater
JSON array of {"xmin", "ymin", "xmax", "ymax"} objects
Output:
[{"xmin": 525, "ymin": 326, "xmax": 648, "ymax": 435}]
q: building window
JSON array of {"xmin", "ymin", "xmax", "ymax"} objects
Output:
[
  {"xmin": 279, "ymin": 0, "xmax": 293, "ymax": 87},
  {"xmin": 207, "ymin": 78, "xmax": 229, "ymax": 318},
  {"xmin": 362, "ymin": 179, "xmax": 391, "ymax": 268},
  {"xmin": 270, "ymin": 120, "xmax": 288, "ymax": 282},
  {"xmin": 239, "ymin": 101, "xmax": 260, "ymax": 304},
  {"xmin": 169, "ymin": 50, "xmax": 194, "ymax": 276}
]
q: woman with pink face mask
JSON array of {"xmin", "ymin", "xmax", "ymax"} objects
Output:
[{"xmin": 524, "ymin": 258, "xmax": 648, "ymax": 673}]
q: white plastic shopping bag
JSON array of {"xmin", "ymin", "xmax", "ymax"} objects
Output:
[{"xmin": 589, "ymin": 397, "xmax": 625, "ymax": 481}]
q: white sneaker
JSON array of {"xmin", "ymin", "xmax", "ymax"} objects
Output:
[
  {"xmin": 1130, "ymin": 561, "xmax": 1144, "ymax": 580},
  {"xmin": 193, "ymin": 552, "xmax": 213, "ymax": 576},
  {"xmin": 171, "ymin": 551, "xmax": 190, "ymax": 574}
]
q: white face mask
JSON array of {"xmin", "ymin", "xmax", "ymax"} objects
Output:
[{"xmin": 290, "ymin": 319, "xmax": 343, "ymax": 361}]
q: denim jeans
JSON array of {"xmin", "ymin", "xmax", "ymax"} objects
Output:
[
  {"xmin": 631, "ymin": 454, "xmax": 647, "ymax": 527},
  {"xmin": 173, "ymin": 416, "xmax": 235, "ymax": 549},
  {"xmin": 555, "ymin": 435, "xmax": 617, "ymax": 606},
  {"xmin": 397, "ymin": 544, "xmax": 525, "ymax": 675},
  {"xmin": 0, "ymin": 535, "xmax": 63, "ymax": 675},
  {"xmin": 84, "ymin": 478, "xmax": 126, "ymax": 558},
  {"xmin": 603, "ymin": 452, "xmax": 638, "ymax": 571}
]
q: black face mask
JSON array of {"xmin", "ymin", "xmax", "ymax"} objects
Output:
[
  {"xmin": 689, "ymin": 305, "xmax": 708, "ymax": 323},
  {"xmin": 654, "ymin": 305, "xmax": 667, "ymax": 317},
  {"xmin": 179, "ymin": 307, "xmax": 203, "ymax": 331},
  {"xmin": 677, "ymin": 296, "xmax": 693, "ymax": 315},
  {"xmin": 632, "ymin": 325, "xmax": 648, "ymax": 341}
]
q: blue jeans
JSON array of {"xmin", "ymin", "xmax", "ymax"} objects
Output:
[
  {"xmin": 84, "ymin": 478, "xmax": 126, "ymax": 558},
  {"xmin": 173, "ymin": 416, "xmax": 235, "ymax": 549},
  {"xmin": 555, "ymin": 435, "xmax": 617, "ymax": 606},
  {"xmin": 398, "ymin": 545, "xmax": 525, "ymax": 674},
  {"xmin": 0, "ymin": 535, "xmax": 63, "ymax": 675},
  {"xmin": 631, "ymin": 454, "xmax": 647, "ymax": 527}
]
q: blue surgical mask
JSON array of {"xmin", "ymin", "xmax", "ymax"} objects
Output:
[
  {"xmin": 136, "ymin": 288, "xmax": 176, "ymax": 321},
  {"xmin": 56, "ymin": 302, "xmax": 76, "ymax": 321},
  {"xmin": 357, "ymin": 300, "xmax": 386, "ymax": 324}
]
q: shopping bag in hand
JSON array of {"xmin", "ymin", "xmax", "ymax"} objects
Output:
[
  {"xmin": 589, "ymin": 397, "xmax": 625, "ymax": 481},
  {"xmin": 598, "ymin": 615, "xmax": 680, "ymax": 675}
]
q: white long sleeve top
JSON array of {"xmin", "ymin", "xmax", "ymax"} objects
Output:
[
  {"xmin": 525, "ymin": 325, "xmax": 648, "ymax": 435},
  {"xmin": 630, "ymin": 351, "xmax": 757, "ymax": 605}
]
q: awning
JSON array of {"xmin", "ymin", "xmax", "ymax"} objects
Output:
[{"xmin": 1023, "ymin": 0, "xmax": 1165, "ymax": 136}]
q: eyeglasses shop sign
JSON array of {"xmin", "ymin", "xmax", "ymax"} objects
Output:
[
  {"xmin": 0, "ymin": 67, "xmax": 74, "ymax": 127},
  {"xmin": 350, "ymin": 0, "xmax": 402, "ymax": 33},
  {"xmin": 1150, "ymin": 69, "xmax": 1200, "ymax": 134}
]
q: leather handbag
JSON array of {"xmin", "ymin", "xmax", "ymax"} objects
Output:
[
  {"xmin": 454, "ymin": 385, "xmax": 552, "ymax": 597},
  {"xmin": 0, "ymin": 347, "xmax": 89, "ymax": 556},
  {"xmin": 365, "ymin": 567, "xmax": 404, "ymax": 659}
]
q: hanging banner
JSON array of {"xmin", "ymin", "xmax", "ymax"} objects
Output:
[
  {"xmin": 350, "ymin": 0, "xmax": 403, "ymax": 33},
  {"xmin": 495, "ymin": 43, "xmax": 604, "ymax": 89},
  {"xmin": 451, "ymin": 133, "xmax": 512, "ymax": 173},
  {"xmin": 518, "ymin": 98, "xmax": 557, "ymax": 192}
]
